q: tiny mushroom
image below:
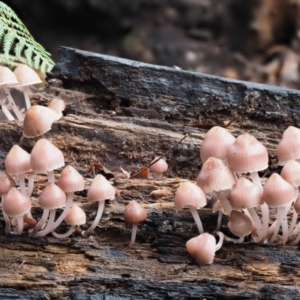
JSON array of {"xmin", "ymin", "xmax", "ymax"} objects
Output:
[
  {"xmin": 124, "ymin": 200, "xmax": 147, "ymax": 247},
  {"xmin": 263, "ymin": 173, "xmax": 295, "ymax": 245},
  {"xmin": 174, "ymin": 181, "xmax": 207, "ymax": 234},
  {"xmin": 2, "ymin": 187, "xmax": 31, "ymax": 235},
  {"xmin": 0, "ymin": 172, "xmax": 15, "ymax": 233},
  {"xmin": 200, "ymin": 126, "xmax": 236, "ymax": 164},
  {"xmin": 52, "ymin": 204, "xmax": 86, "ymax": 239},
  {"xmin": 23, "ymin": 105, "xmax": 60, "ymax": 138},
  {"xmin": 149, "ymin": 157, "xmax": 168, "ymax": 175},
  {"xmin": 30, "ymin": 139, "xmax": 65, "ymax": 184},
  {"xmin": 82, "ymin": 175, "xmax": 115, "ymax": 237},
  {"xmin": 35, "ymin": 182, "xmax": 67, "ymax": 237},
  {"xmin": 13, "ymin": 64, "xmax": 42, "ymax": 110},
  {"xmin": 186, "ymin": 232, "xmax": 223, "ymax": 265},
  {"xmin": 48, "ymin": 98, "xmax": 66, "ymax": 119},
  {"xmin": 0, "ymin": 65, "xmax": 23, "ymax": 120},
  {"xmin": 217, "ymin": 210, "xmax": 252, "ymax": 244}
]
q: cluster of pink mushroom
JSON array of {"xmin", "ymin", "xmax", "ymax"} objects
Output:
[
  {"xmin": 176, "ymin": 125, "xmax": 300, "ymax": 265},
  {"xmin": 1, "ymin": 138, "xmax": 119, "ymax": 239}
]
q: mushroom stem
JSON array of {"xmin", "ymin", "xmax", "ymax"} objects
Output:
[
  {"xmin": 36, "ymin": 209, "xmax": 56, "ymax": 237},
  {"xmin": 215, "ymin": 231, "xmax": 244, "ymax": 245},
  {"xmin": 82, "ymin": 200, "xmax": 105, "ymax": 238},
  {"xmin": 215, "ymin": 231, "xmax": 224, "ymax": 250},
  {"xmin": 2, "ymin": 85, "xmax": 23, "ymax": 121},
  {"xmin": 1, "ymin": 105, "xmax": 14, "ymax": 120},
  {"xmin": 250, "ymin": 171, "xmax": 262, "ymax": 188},
  {"xmin": 268, "ymin": 206, "xmax": 288, "ymax": 244},
  {"xmin": 27, "ymin": 171, "xmax": 34, "ymax": 197},
  {"xmin": 1, "ymin": 195, "xmax": 11, "ymax": 234},
  {"xmin": 247, "ymin": 207, "xmax": 263, "ymax": 242},
  {"xmin": 37, "ymin": 193, "xmax": 74, "ymax": 236},
  {"xmin": 129, "ymin": 224, "xmax": 138, "ymax": 248},
  {"xmin": 52, "ymin": 225, "xmax": 76, "ymax": 239},
  {"xmin": 288, "ymin": 188, "xmax": 299, "ymax": 237},
  {"xmin": 260, "ymin": 202, "xmax": 270, "ymax": 243},
  {"xmin": 16, "ymin": 215, "xmax": 24, "ymax": 235},
  {"xmin": 23, "ymin": 86, "xmax": 31, "ymax": 110},
  {"xmin": 189, "ymin": 206, "xmax": 204, "ymax": 234},
  {"xmin": 36, "ymin": 209, "xmax": 49, "ymax": 231},
  {"xmin": 216, "ymin": 210, "xmax": 223, "ymax": 231},
  {"xmin": 47, "ymin": 171, "xmax": 55, "ymax": 184}
]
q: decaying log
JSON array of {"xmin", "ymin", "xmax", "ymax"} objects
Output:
[{"xmin": 0, "ymin": 47, "xmax": 300, "ymax": 299}]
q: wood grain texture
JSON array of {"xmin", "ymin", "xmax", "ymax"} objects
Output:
[{"xmin": 0, "ymin": 47, "xmax": 300, "ymax": 299}]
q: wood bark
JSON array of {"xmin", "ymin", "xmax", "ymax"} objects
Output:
[{"xmin": 0, "ymin": 47, "xmax": 300, "ymax": 299}]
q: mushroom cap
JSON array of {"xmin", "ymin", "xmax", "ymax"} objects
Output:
[
  {"xmin": 263, "ymin": 173, "xmax": 295, "ymax": 208},
  {"xmin": 3, "ymin": 187, "xmax": 31, "ymax": 217},
  {"xmin": 186, "ymin": 233, "xmax": 216, "ymax": 265},
  {"xmin": 228, "ymin": 210, "xmax": 252, "ymax": 237},
  {"xmin": 174, "ymin": 181, "xmax": 206, "ymax": 210},
  {"xmin": 0, "ymin": 66, "xmax": 19, "ymax": 86},
  {"xmin": 280, "ymin": 160, "xmax": 300, "ymax": 187},
  {"xmin": 38, "ymin": 183, "xmax": 67, "ymax": 209},
  {"xmin": 196, "ymin": 157, "xmax": 236, "ymax": 193},
  {"xmin": 23, "ymin": 105, "xmax": 59, "ymax": 138},
  {"xmin": 200, "ymin": 126, "xmax": 236, "ymax": 163},
  {"xmin": 30, "ymin": 139, "xmax": 65, "ymax": 174},
  {"xmin": 57, "ymin": 165, "xmax": 85, "ymax": 193},
  {"xmin": 227, "ymin": 133, "xmax": 269, "ymax": 172},
  {"xmin": 5, "ymin": 145, "xmax": 32, "ymax": 175},
  {"xmin": 277, "ymin": 137, "xmax": 300, "ymax": 166},
  {"xmin": 228, "ymin": 177, "xmax": 263, "ymax": 209},
  {"xmin": 64, "ymin": 204, "xmax": 86, "ymax": 225},
  {"xmin": 124, "ymin": 200, "xmax": 147, "ymax": 225},
  {"xmin": 282, "ymin": 126, "xmax": 300, "ymax": 139},
  {"xmin": 0, "ymin": 172, "xmax": 15, "ymax": 195},
  {"xmin": 87, "ymin": 174, "xmax": 115, "ymax": 202},
  {"xmin": 14, "ymin": 64, "xmax": 42, "ymax": 87},
  {"xmin": 48, "ymin": 98, "xmax": 66, "ymax": 119},
  {"xmin": 149, "ymin": 157, "xmax": 168, "ymax": 174}
]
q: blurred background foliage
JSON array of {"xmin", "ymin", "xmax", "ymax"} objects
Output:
[{"xmin": 5, "ymin": 0, "xmax": 300, "ymax": 88}]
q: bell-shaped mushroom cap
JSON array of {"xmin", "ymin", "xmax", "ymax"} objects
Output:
[
  {"xmin": 149, "ymin": 157, "xmax": 168, "ymax": 174},
  {"xmin": 174, "ymin": 181, "xmax": 206, "ymax": 211},
  {"xmin": 228, "ymin": 177, "xmax": 263, "ymax": 209},
  {"xmin": 0, "ymin": 66, "xmax": 19, "ymax": 86},
  {"xmin": 263, "ymin": 173, "xmax": 295, "ymax": 208},
  {"xmin": 200, "ymin": 126, "xmax": 236, "ymax": 163},
  {"xmin": 0, "ymin": 172, "xmax": 15, "ymax": 195},
  {"xmin": 196, "ymin": 157, "xmax": 236, "ymax": 194},
  {"xmin": 282, "ymin": 126, "xmax": 300, "ymax": 138},
  {"xmin": 186, "ymin": 233, "xmax": 216, "ymax": 265},
  {"xmin": 57, "ymin": 165, "xmax": 85, "ymax": 192},
  {"xmin": 277, "ymin": 138, "xmax": 300, "ymax": 166},
  {"xmin": 124, "ymin": 200, "xmax": 147, "ymax": 225},
  {"xmin": 227, "ymin": 133, "xmax": 268, "ymax": 172},
  {"xmin": 3, "ymin": 187, "xmax": 31, "ymax": 217},
  {"xmin": 38, "ymin": 183, "xmax": 67, "ymax": 209},
  {"xmin": 30, "ymin": 139, "xmax": 65, "ymax": 174},
  {"xmin": 228, "ymin": 210, "xmax": 252, "ymax": 237},
  {"xmin": 23, "ymin": 105, "xmax": 60, "ymax": 138},
  {"xmin": 5, "ymin": 145, "xmax": 32, "ymax": 175},
  {"xmin": 13, "ymin": 64, "xmax": 42, "ymax": 87},
  {"xmin": 280, "ymin": 160, "xmax": 300, "ymax": 187},
  {"xmin": 87, "ymin": 174, "xmax": 115, "ymax": 202},
  {"xmin": 64, "ymin": 204, "xmax": 86, "ymax": 225},
  {"xmin": 48, "ymin": 98, "xmax": 66, "ymax": 118}
]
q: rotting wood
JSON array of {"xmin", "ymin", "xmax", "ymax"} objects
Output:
[{"xmin": 0, "ymin": 47, "xmax": 300, "ymax": 299}]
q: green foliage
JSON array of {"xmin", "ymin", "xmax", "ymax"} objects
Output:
[{"xmin": 0, "ymin": 1, "xmax": 54, "ymax": 73}]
